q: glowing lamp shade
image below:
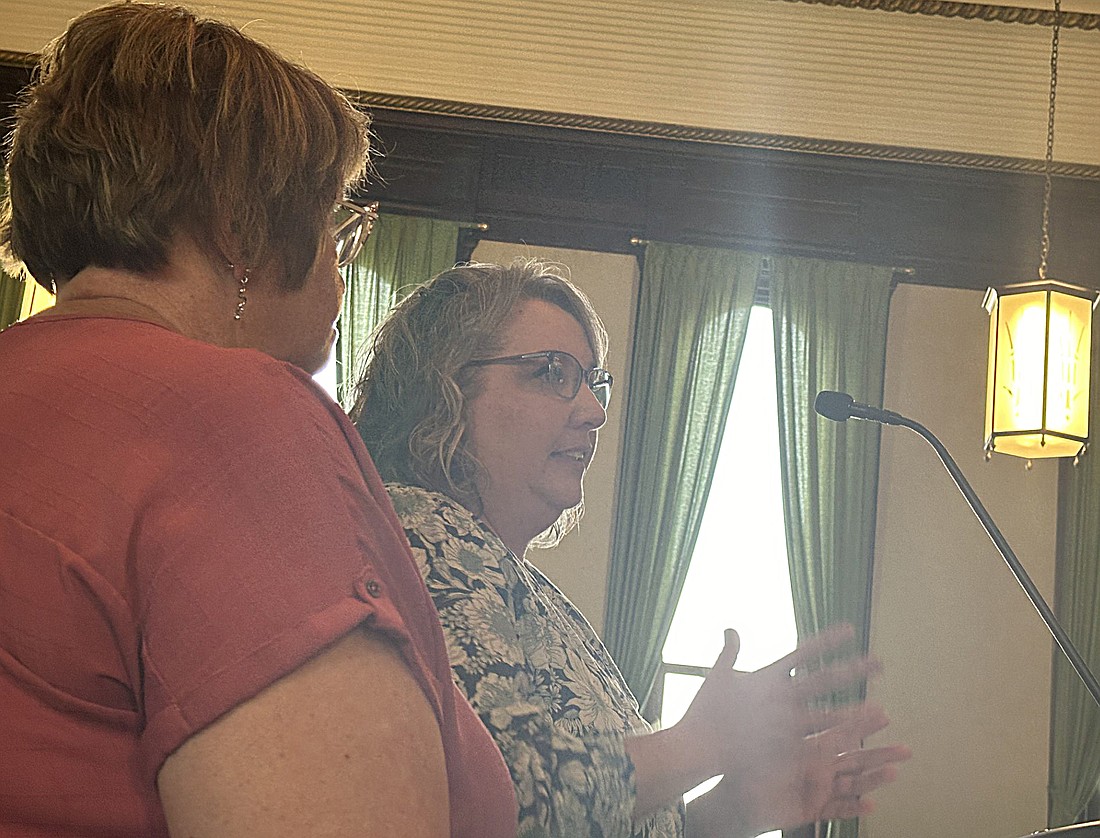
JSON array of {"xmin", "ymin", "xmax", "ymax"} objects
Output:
[{"xmin": 984, "ymin": 281, "xmax": 1095, "ymax": 459}]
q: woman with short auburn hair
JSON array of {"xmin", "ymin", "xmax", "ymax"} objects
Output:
[
  {"xmin": 0, "ymin": 5, "xmax": 516, "ymax": 836},
  {"xmin": 3, "ymin": 1, "xmax": 362, "ymax": 294}
]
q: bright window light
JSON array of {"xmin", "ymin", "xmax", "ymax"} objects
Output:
[
  {"xmin": 660, "ymin": 306, "xmax": 797, "ymax": 828},
  {"xmin": 313, "ymin": 342, "xmax": 339, "ymax": 402}
]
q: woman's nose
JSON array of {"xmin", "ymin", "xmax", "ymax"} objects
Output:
[{"xmin": 572, "ymin": 384, "xmax": 607, "ymax": 429}]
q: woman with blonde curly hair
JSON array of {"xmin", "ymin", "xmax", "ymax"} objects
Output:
[{"xmin": 353, "ymin": 259, "xmax": 910, "ymax": 837}]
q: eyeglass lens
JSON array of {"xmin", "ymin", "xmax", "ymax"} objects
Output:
[
  {"xmin": 335, "ymin": 210, "xmax": 361, "ymax": 267},
  {"xmin": 547, "ymin": 353, "xmax": 612, "ymax": 408},
  {"xmin": 334, "ymin": 202, "xmax": 377, "ymax": 268}
]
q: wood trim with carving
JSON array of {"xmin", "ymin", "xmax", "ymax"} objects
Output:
[
  {"xmin": 774, "ymin": 0, "xmax": 1100, "ymax": 29},
  {"xmin": 3, "ymin": 53, "xmax": 1099, "ymax": 296},
  {"xmin": 358, "ymin": 106, "xmax": 1100, "ymax": 294},
  {"xmin": 353, "ymin": 91, "xmax": 1100, "ymax": 180},
  {"xmin": 0, "ymin": 50, "xmax": 34, "ymax": 67}
]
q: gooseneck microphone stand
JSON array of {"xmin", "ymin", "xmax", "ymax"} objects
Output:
[{"xmin": 814, "ymin": 390, "xmax": 1100, "ymax": 711}]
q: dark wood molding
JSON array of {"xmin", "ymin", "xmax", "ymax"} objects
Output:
[
  {"xmin": 4, "ymin": 57, "xmax": 1099, "ymax": 294},
  {"xmin": 0, "ymin": 62, "xmax": 30, "ymax": 138},
  {"xmin": 0, "ymin": 50, "xmax": 34, "ymax": 67},
  {"xmin": 353, "ymin": 91, "xmax": 1100, "ymax": 181},
  {"xmin": 360, "ymin": 106, "xmax": 1100, "ymax": 292}
]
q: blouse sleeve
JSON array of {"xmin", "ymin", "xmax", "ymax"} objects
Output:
[{"xmin": 388, "ymin": 486, "xmax": 683, "ymax": 838}]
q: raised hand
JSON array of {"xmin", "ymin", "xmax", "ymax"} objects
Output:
[{"xmin": 679, "ymin": 624, "xmax": 911, "ymax": 837}]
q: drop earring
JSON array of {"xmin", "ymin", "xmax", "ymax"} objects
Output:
[{"xmin": 229, "ymin": 263, "xmax": 251, "ymax": 321}]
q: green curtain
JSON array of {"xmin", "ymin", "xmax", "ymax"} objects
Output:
[
  {"xmin": 1, "ymin": 272, "xmax": 22, "ymax": 330},
  {"xmin": 337, "ymin": 212, "xmax": 459, "ymax": 409},
  {"xmin": 1048, "ymin": 317, "xmax": 1100, "ymax": 827},
  {"xmin": 771, "ymin": 255, "xmax": 893, "ymax": 838},
  {"xmin": 603, "ymin": 242, "xmax": 761, "ymax": 706},
  {"xmin": 1, "ymin": 172, "xmax": 22, "ymax": 330}
]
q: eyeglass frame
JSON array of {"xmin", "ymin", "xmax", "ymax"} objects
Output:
[
  {"xmin": 465, "ymin": 350, "xmax": 614, "ymax": 409},
  {"xmin": 334, "ymin": 200, "xmax": 379, "ymax": 268}
]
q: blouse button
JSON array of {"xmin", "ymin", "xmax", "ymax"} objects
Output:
[{"xmin": 354, "ymin": 576, "xmax": 384, "ymax": 600}]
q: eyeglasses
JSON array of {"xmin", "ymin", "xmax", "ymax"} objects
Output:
[
  {"xmin": 334, "ymin": 200, "xmax": 379, "ymax": 268},
  {"xmin": 466, "ymin": 350, "xmax": 613, "ymax": 409}
]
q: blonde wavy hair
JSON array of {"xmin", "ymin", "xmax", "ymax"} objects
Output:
[
  {"xmin": 352, "ymin": 259, "xmax": 609, "ymax": 548},
  {"xmin": 0, "ymin": 2, "xmax": 370, "ymax": 291}
]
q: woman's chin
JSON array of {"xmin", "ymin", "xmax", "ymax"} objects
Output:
[{"xmin": 539, "ymin": 485, "xmax": 583, "ymax": 521}]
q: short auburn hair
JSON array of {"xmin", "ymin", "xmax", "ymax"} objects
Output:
[{"xmin": 0, "ymin": 2, "xmax": 370, "ymax": 291}]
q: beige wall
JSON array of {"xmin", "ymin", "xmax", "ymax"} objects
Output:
[
  {"xmin": 4, "ymin": 0, "xmax": 1100, "ymax": 166},
  {"xmin": 865, "ymin": 283, "xmax": 1057, "ymax": 838},
  {"xmin": 469, "ymin": 242, "xmax": 639, "ymax": 632}
]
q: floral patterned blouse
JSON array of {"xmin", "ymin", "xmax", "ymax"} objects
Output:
[{"xmin": 387, "ymin": 483, "xmax": 686, "ymax": 838}]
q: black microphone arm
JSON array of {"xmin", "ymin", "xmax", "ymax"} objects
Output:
[{"xmin": 814, "ymin": 389, "xmax": 1100, "ymax": 710}]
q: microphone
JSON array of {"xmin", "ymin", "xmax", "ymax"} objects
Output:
[
  {"xmin": 814, "ymin": 390, "xmax": 906, "ymax": 426},
  {"xmin": 813, "ymin": 388, "xmax": 1100, "ymax": 711}
]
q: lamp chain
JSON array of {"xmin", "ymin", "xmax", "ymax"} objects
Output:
[{"xmin": 1039, "ymin": 0, "xmax": 1061, "ymax": 281}]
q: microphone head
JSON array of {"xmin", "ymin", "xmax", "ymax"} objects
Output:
[{"xmin": 815, "ymin": 390, "xmax": 855, "ymax": 422}]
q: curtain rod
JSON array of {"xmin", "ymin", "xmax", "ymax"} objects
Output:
[{"xmin": 630, "ymin": 237, "xmax": 916, "ymax": 277}]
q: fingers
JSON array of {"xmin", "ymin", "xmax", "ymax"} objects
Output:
[
  {"xmin": 820, "ymin": 794, "xmax": 875, "ymax": 821},
  {"xmin": 790, "ymin": 654, "xmax": 881, "ymax": 703},
  {"xmin": 833, "ymin": 743, "xmax": 912, "ymax": 777},
  {"xmin": 834, "ymin": 762, "xmax": 901, "ymax": 798},
  {"xmin": 817, "ymin": 745, "xmax": 911, "ymax": 821},
  {"xmin": 772, "ymin": 623, "xmax": 856, "ymax": 674},
  {"xmin": 809, "ymin": 743, "xmax": 910, "ymax": 823},
  {"xmin": 711, "ymin": 627, "xmax": 740, "ymax": 670},
  {"xmin": 801, "ymin": 702, "xmax": 889, "ymax": 741},
  {"xmin": 765, "ymin": 624, "xmax": 880, "ymax": 699}
]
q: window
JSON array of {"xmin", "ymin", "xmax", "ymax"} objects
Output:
[
  {"xmin": 19, "ymin": 281, "xmax": 55, "ymax": 320},
  {"xmin": 314, "ymin": 343, "xmax": 339, "ymax": 401},
  {"xmin": 659, "ymin": 305, "xmax": 797, "ymax": 824}
]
